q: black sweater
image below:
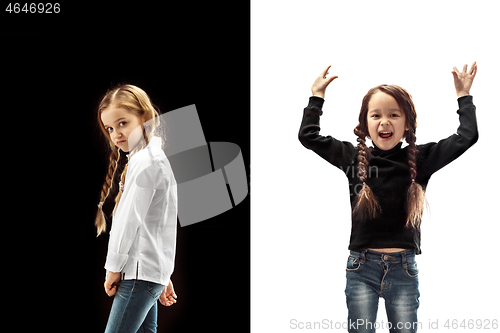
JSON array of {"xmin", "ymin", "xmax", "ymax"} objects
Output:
[{"xmin": 298, "ymin": 95, "xmax": 478, "ymax": 254}]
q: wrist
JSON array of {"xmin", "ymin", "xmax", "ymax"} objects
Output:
[
  {"xmin": 313, "ymin": 92, "xmax": 325, "ymax": 99},
  {"xmin": 457, "ymin": 91, "xmax": 470, "ymax": 98}
]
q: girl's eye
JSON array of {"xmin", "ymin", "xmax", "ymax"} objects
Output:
[
  {"xmin": 371, "ymin": 114, "xmax": 380, "ymax": 118},
  {"xmin": 106, "ymin": 122, "xmax": 126, "ymax": 132},
  {"xmin": 391, "ymin": 114, "xmax": 400, "ymax": 118}
]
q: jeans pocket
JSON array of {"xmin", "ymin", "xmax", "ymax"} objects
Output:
[
  {"xmin": 404, "ymin": 260, "xmax": 419, "ymax": 278},
  {"xmin": 346, "ymin": 255, "xmax": 363, "ymax": 272},
  {"xmin": 147, "ymin": 281, "xmax": 165, "ymax": 299}
]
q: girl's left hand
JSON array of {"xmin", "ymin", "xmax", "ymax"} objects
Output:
[
  {"xmin": 159, "ymin": 279, "xmax": 177, "ymax": 306},
  {"xmin": 452, "ymin": 61, "xmax": 477, "ymax": 97},
  {"xmin": 104, "ymin": 271, "xmax": 121, "ymax": 297}
]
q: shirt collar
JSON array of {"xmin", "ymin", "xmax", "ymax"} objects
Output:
[
  {"xmin": 127, "ymin": 136, "xmax": 161, "ymax": 158},
  {"xmin": 371, "ymin": 141, "xmax": 403, "ymax": 156}
]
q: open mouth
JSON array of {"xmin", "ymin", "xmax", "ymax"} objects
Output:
[{"xmin": 379, "ymin": 131, "xmax": 393, "ymax": 140}]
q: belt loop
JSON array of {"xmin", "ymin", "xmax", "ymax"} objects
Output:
[
  {"xmin": 401, "ymin": 250, "xmax": 407, "ymax": 265},
  {"xmin": 360, "ymin": 249, "xmax": 367, "ymax": 263}
]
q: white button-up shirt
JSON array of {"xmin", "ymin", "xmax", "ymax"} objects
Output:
[{"xmin": 105, "ymin": 136, "xmax": 177, "ymax": 286}]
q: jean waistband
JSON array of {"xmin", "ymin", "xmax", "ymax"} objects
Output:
[{"xmin": 350, "ymin": 249, "xmax": 416, "ymax": 263}]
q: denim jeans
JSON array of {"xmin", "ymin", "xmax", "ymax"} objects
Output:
[
  {"xmin": 345, "ymin": 249, "xmax": 420, "ymax": 333},
  {"xmin": 105, "ymin": 279, "xmax": 165, "ymax": 333}
]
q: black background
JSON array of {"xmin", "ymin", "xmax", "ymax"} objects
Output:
[{"xmin": 3, "ymin": 3, "xmax": 249, "ymax": 331}]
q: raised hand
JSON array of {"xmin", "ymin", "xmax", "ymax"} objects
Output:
[
  {"xmin": 452, "ymin": 61, "xmax": 477, "ymax": 98},
  {"xmin": 311, "ymin": 65, "xmax": 338, "ymax": 99}
]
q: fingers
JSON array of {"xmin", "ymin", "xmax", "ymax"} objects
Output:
[
  {"xmin": 160, "ymin": 295, "xmax": 177, "ymax": 306},
  {"xmin": 107, "ymin": 286, "xmax": 117, "ymax": 297},
  {"xmin": 104, "ymin": 278, "xmax": 118, "ymax": 297},
  {"xmin": 104, "ymin": 281, "xmax": 117, "ymax": 297},
  {"xmin": 453, "ymin": 62, "xmax": 477, "ymax": 76},
  {"xmin": 469, "ymin": 61, "xmax": 477, "ymax": 76},
  {"xmin": 321, "ymin": 65, "xmax": 331, "ymax": 78},
  {"xmin": 159, "ymin": 288, "xmax": 178, "ymax": 306},
  {"xmin": 320, "ymin": 65, "xmax": 338, "ymax": 81}
]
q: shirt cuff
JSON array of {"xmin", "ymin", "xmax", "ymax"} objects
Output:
[
  {"xmin": 308, "ymin": 96, "xmax": 325, "ymax": 109},
  {"xmin": 104, "ymin": 251, "xmax": 129, "ymax": 273},
  {"xmin": 457, "ymin": 95, "xmax": 473, "ymax": 109},
  {"xmin": 305, "ymin": 96, "xmax": 325, "ymax": 116}
]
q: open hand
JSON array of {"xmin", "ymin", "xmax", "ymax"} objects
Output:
[
  {"xmin": 159, "ymin": 279, "xmax": 177, "ymax": 306},
  {"xmin": 311, "ymin": 65, "xmax": 338, "ymax": 99},
  {"xmin": 452, "ymin": 61, "xmax": 477, "ymax": 98}
]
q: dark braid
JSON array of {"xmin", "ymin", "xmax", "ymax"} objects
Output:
[
  {"xmin": 353, "ymin": 125, "xmax": 381, "ymax": 221},
  {"xmin": 405, "ymin": 130, "xmax": 426, "ymax": 229}
]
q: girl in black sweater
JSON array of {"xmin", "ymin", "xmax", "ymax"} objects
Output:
[{"xmin": 298, "ymin": 63, "xmax": 477, "ymax": 333}]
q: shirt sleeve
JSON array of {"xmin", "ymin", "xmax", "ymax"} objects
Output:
[
  {"xmin": 298, "ymin": 96, "xmax": 357, "ymax": 172},
  {"xmin": 417, "ymin": 95, "xmax": 479, "ymax": 181},
  {"xmin": 104, "ymin": 159, "xmax": 160, "ymax": 273}
]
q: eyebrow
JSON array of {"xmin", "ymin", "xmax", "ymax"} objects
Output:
[
  {"xmin": 103, "ymin": 117, "xmax": 126, "ymax": 128},
  {"xmin": 368, "ymin": 108, "xmax": 401, "ymax": 113}
]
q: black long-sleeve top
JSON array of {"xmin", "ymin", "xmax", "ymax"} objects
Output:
[{"xmin": 298, "ymin": 95, "xmax": 478, "ymax": 254}]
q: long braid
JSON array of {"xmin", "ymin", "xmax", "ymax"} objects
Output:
[
  {"xmin": 353, "ymin": 126, "xmax": 381, "ymax": 221},
  {"xmin": 405, "ymin": 130, "xmax": 426, "ymax": 229},
  {"xmin": 95, "ymin": 146, "xmax": 121, "ymax": 236}
]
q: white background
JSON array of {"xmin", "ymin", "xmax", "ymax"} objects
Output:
[{"xmin": 251, "ymin": 0, "xmax": 499, "ymax": 331}]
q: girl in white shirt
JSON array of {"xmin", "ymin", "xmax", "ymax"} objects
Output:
[{"xmin": 95, "ymin": 84, "xmax": 178, "ymax": 332}]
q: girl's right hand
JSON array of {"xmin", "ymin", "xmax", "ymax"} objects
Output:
[
  {"xmin": 311, "ymin": 65, "xmax": 338, "ymax": 99},
  {"xmin": 452, "ymin": 61, "xmax": 477, "ymax": 98}
]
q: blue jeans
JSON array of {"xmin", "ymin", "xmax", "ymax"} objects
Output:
[
  {"xmin": 345, "ymin": 249, "xmax": 420, "ymax": 333},
  {"xmin": 105, "ymin": 279, "xmax": 165, "ymax": 333}
]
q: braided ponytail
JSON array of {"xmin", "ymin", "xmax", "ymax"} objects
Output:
[
  {"xmin": 405, "ymin": 130, "xmax": 427, "ymax": 229},
  {"xmin": 353, "ymin": 125, "xmax": 381, "ymax": 221},
  {"xmin": 95, "ymin": 146, "xmax": 120, "ymax": 236}
]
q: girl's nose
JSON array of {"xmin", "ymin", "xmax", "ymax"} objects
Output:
[{"xmin": 113, "ymin": 131, "xmax": 122, "ymax": 141}]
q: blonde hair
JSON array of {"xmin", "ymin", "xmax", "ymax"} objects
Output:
[{"xmin": 95, "ymin": 84, "xmax": 160, "ymax": 236}]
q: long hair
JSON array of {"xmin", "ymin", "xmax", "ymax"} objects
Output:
[
  {"xmin": 353, "ymin": 84, "xmax": 426, "ymax": 229},
  {"xmin": 95, "ymin": 84, "xmax": 160, "ymax": 236}
]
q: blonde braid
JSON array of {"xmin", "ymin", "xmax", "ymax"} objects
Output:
[{"xmin": 95, "ymin": 146, "xmax": 120, "ymax": 236}]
